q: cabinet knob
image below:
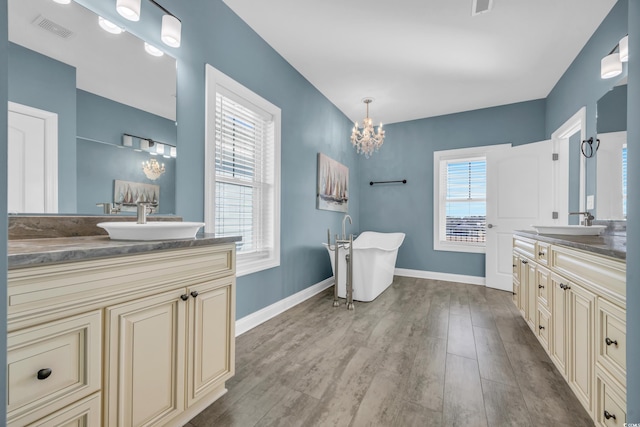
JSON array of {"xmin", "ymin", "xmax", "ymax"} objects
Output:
[
  {"xmin": 513, "ymin": 264, "xmax": 517, "ymax": 268},
  {"xmin": 538, "ymin": 251, "xmax": 545, "ymax": 256},
  {"xmin": 539, "ymin": 325, "xmax": 545, "ymax": 330},
  {"xmin": 559, "ymin": 283, "xmax": 570, "ymax": 290},
  {"xmin": 191, "ymin": 291, "xmax": 199, "ymax": 298},
  {"xmin": 180, "ymin": 294, "xmax": 189, "ymax": 301},
  {"xmin": 603, "ymin": 410, "xmax": 616, "ymax": 420},
  {"xmin": 522, "ymin": 260, "xmax": 528, "ymax": 265},
  {"xmin": 37, "ymin": 368, "xmax": 52, "ymax": 380},
  {"xmin": 605, "ymin": 337, "xmax": 618, "ymax": 346},
  {"xmin": 538, "ymin": 285, "xmax": 544, "ymax": 289}
]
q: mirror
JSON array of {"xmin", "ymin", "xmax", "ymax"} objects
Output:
[
  {"xmin": 7, "ymin": 0, "xmax": 177, "ymax": 214},
  {"xmin": 596, "ymin": 80, "xmax": 627, "ymax": 220}
]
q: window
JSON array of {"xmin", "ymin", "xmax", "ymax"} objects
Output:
[
  {"xmin": 433, "ymin": 146, "xmax": 495, "ymax": 254},
  {"xmin": 622, "ymin": 144, "xmax": 627, "ymax": 218},
  {"xmin": 205, "ymin": 65, "xmax": 281, "ymax": 276}
]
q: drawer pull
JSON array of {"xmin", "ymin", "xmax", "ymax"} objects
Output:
[
  {"xmin": 603, "ymin": 410, "xmax": 616, "ymax": 420},
  {"xmin": 522, "ymin": 260, "xmax": 528, "ymax": 265},
  {"xmin": 191, "ymin": 291, "xmax": 199, "ymax": 298},
  {"xmin": 538, "ymin": 285, "xmax": 544, "ymax": 289},
  {"xmin": 37, "ymin": 368, "xmax": 52, "ymax": 380},
  {"xmin": 605, "ymin": 337, "xmax": 618, "ymax": 346},
  {"xmin": 538, "ymin": 251, "xmax": 545, "ymax": 256},
  {"xmin": 539, "ymin": 325, "xmax": 545, "ymax": 330},
  {"xmin": 559, "ymin": 283, "xmax": 571, "ymax": 290},
  {"xmin": 180, "ymin": 294, "xmax": 189, "ymax": 301}
]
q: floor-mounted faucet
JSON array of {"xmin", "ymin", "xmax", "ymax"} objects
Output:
[{"xmin": 342, "ymin": 214, "xmax": 352, "ymax": 240}]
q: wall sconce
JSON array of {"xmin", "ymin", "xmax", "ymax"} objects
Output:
[
  {"xmin": 116, "ymin": 0, "xmax": 181, "ymax": 48},
  {"xmin": 98, "ymin": 16, "xmax": 124, "ymax": 34},
  {"xmin": 601, "ymin": 34, "xmax": 629, "ymax": 79},
  {"xmin": 122, "ymin": 133, "xmax": 177, "ymax": 157}
]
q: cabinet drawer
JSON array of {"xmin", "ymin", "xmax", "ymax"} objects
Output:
[
  {"xmin": 536, "ymin": 242, "xmax": 550, "ymax": 266},
  {"xmin": 536, "ymin": 307, "xmax": 550, "ymax": 352},
  {"xmin": 596, "ymin": 369, "xmax": 626, "ymax": 427},
  {"xmin": 7, "ymin": 311, "xmax": 101, "ymax": 426},
  {"xmin": 550, "ymin": 245, "xmax": 625, "ymax": 305},
  {"xmin": 536, "ymin": 266, "xmax": 551, "ymax": 311},
  {"xmin": 597, "ymin": 298, "xmax": 626, "ymax": 386},
  {"xmin": 514, "ymin": 236, "xmax": 535, "ymax": 259},
  {"xmin": 27, "ymin": 393, "xmax": 101, "ymax": 427}
]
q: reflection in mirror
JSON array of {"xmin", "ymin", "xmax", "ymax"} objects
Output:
[
  {"xmin": 7, "ymin": 0, "xmax": 177, "ymax": 214},
  {"xmin": 596, "ymin": 81, "xmax": 627, "ymax": 220}
]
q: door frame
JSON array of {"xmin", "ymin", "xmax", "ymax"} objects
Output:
[
  {"xmin": 8, "ymin": 102, "xmax": 58, "ymax": 213},
  {"xmin": 551, "ymin": 107, "xmax": 586, "ymax": 224}
]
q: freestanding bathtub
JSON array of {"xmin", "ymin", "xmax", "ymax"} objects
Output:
[{"xmin": 324, "ymin": 231, "xmax": 405, "ymax": 302}]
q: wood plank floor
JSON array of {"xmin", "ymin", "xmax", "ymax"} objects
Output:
[{"xmin": 187, "ymin": 277, "xmax": 594, "ymax": 427}]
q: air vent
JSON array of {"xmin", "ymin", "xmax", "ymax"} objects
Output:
[
  {"xmin": 32, "ymin": 15, "xmax": 74, "ymax": 39},
  {"xmin": 472, "ymin": 0, "xmax": 493, "ymax": 16}
]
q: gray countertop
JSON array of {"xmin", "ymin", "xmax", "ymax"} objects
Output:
[
  {"xmin": 513, "ymin": 230, "xmax": 626, "ymax": 260},
  {"xmin": 8, "ymin": 233, "xmax": 241, "ymax": 269}
]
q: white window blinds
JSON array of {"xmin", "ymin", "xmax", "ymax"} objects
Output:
[
  {"xmin": 214, "ymin": 91, "xmax": 275, "ymax": 256},
  {"xmin": 439, "ymin": 157, "xmax": 487, "ymax": 244}
]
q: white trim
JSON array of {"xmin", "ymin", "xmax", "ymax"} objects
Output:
[
  {"xmin": 235, "ymin": 277, "xmax": 334, "ymax": 336},
  {"xmin": 551, "ymin": 106, "xmax": 586, "ymax": 222},
  {"xmin": 433, "ymin": 143, "xmax": 509, "ymax": 254},
  {"xmin": 395, "ymin": 268, "xmax": 486, "ymax": 286},
  {"xmin": 205, "ymin": 64, "xmax": 281, "ymax": 275},
  {"xmin": 8, "ymin": 101, "xmax": 58, "ymax": 213}
]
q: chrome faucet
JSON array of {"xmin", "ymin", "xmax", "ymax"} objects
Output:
[
  {"xmin": 136, "ymin": 202, "xmax": 152, "ymax": 224},
  {"xmin": 569, "ymin": 211, "xmax": 595, "ymax": 226},
  {"xmin": 342, "ymin": 214, "xmax": 352, "ymax": 240},
  {"xmin": 96, "ymin": 202, "xmax": 121, "ymax": 215}
]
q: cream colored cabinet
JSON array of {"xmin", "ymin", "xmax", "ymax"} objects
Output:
[
  {"xmin": 7, "ymin": 243, "xmax": 236, "ymax": 427},
  {"xmin": 513, "ymin": 235, "xmax": 626, "ymax": 425}
]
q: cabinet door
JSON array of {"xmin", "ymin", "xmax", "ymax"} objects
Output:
[
  {"xmin": 518, "ymin": 257, "xmax": 529, "ymax": 317},
  {"xmin": 526, "ymin": 261, "xmax": 536, "ymax": 330},
  {"xmin": 187, "ymin": 277, "xmax": 236, "ymax": 406},
  {"xmin": 512, "ymin": 253, "xmax": 520, "ymax": 307},
  {"xmin": 550, "ymin": 274, "xmax": 568, "ymax": 377},
  {"xmin": 105, "ymin": 289, "xmax": 187, "ymax": 427},
  {"xmin": 568, "ymin": 282, "xmax": 596, "ymax": 414}
]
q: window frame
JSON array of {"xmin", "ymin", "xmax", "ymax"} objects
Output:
[
  {"xmin": 433, "ymin": 145, "xmax": 499, "ymax": 254},
  {"xmin": 205, "ymin": 65, "xmax": 281, "ymax": 276}
]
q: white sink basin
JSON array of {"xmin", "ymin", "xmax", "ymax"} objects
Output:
[
  {"xmin": 97, "ymin": 222, "xmax": 205, "ymax": 240},
  {"xmin": 530, "ymin": 225, "xmax": 606, "ymax": 236}
]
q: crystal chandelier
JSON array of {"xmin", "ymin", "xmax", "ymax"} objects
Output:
[
  {"xmin": 142, "ymin": 158, "xmax": 165, "ymax": 180},
  {"xmin": 351, "ymin": 98, "xmax": 385, "ymax": 158}
]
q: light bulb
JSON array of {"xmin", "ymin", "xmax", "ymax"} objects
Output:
[
  {"xmin": 161, "ymin": 15, "xmax": 181, "ymax": 48},
  {"xmin": 116, "ymin": 0, "xmax": 141, "ymax": 22},
  {"xmin": 144, "ymin": 42, "xmax": 164, "ymax": 57},
  {"xmin": 601, "ymin": 53, "xmax": 622, "ymax": 79},
  {"xmin": 98, "ymin": 16, "xmax": 123, "ymax": 34}
]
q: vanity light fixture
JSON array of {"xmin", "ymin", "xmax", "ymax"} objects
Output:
[
  {"xmin": 351, "ymin": 98, "xmax": 385, "ymax": 158},
  {"xmin": 116, "ymin": 0, "xmax": 182, "ymax": 48},
  {"xmin": 144, "ymin": 42, "xmax": 164, "ymax": 57},
  {"xmin": 142, "ymin": 158, "xmax": 166, "ymax": 180},
  {"xmin": 98, "ymin": 16, "xmax": 124, "ymax": 35},
  {"xmin": 170, "ymin": 146, "xmax": 177, "ymax": 158},
  {"xmin": 619, "ymin": 35, "xmax": 629, "ymax": 62},
  {"xmin": 122, "ymin": 134, "xmax": 133, "ymax": 147},
  {"xmin": 155, "ymin": 143, "xmax": 165, "ymax": 155},
  {"xmin": 601, "ymin": 52, "xmax": 622, "ymax": 79}
]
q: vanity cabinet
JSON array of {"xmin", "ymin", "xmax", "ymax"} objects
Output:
[
  {"xmin": 7, "ymin": 243, "xmax": 236, "ymax": 427},
  {"xmin": 513, "ymin": 235, "xmax": 626, "ymax": 425}
]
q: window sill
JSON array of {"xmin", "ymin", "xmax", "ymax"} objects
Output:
[
  {"xmin": 236, "ymin": 253, "xmax": 280, "ymax": 277},
  {"xmin": 433, "ymin": 241, "xmax": 486, "ymax": 254}
]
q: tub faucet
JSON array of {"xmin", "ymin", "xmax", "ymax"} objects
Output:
[
  {"xmin": 137, "ymin": 202, "xmax": 152, "ymax": 224},
  {"xmin": 342, "ymin": 214, "xmax": 352, "ymax": 240}
]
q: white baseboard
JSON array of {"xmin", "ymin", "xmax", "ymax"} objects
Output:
[
  {"xmin": 395, "ymin": 268, "xmax": 485, "ymax": 286},
  {"xmin": 235, "ymin": 276, "xmax": 334, "ymax": 337}
]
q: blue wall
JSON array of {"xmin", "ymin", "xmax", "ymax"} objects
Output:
[
  {"xmin": 626, "ymin": 0, "xmax": 639, "ymax": 419},
  {"xmin": 597, "ymin": 83, "xmax": 628, "ymax": 133},
  {"xmin": 358, "ymin": 100, "xmax": 545, "ymax": 278},
  {"xmin": 8, "ymin": 43, "xmax": 77, "ymax": 212}
]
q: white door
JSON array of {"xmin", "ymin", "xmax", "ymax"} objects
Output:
[
  {"xmin": 485, "ymin": 140, "xmax": 553, "ymax": 291},
  {"xmin": 7, "ymin": 102, "xmax": 58, "ymax": 213}
]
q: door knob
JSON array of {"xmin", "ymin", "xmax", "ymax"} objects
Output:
[{"xmin": 487, "ymin": 224, "xmax": 495, "ymax": 228}]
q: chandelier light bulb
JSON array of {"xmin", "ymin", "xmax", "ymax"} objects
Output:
[
  {"xmin": 619, "ymin": 35, "xmax": 629, "ymax": 62},
  {"xmin": 116, "ymin": 0, "xmax": 141, "ymax": 22},
  {"xmin": 601, "ymin": 53, "xmax": 622, "ymax": 79},
  {"xmin": 161, "ymin": 14, "xmax": 182, "ymax": 48}
]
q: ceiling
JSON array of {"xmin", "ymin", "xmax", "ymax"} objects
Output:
[{"xmin": 223, "ymin": 0, "xmax": 617, "ymax": 125}]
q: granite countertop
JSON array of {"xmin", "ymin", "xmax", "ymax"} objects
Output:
[
  {"xmin": 513, "ymin": 230, "xmax": 626, "ymax": 260},
  {"xmin": 8, "ymin": 234, "xmax": 241, "ymax": 269}
]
